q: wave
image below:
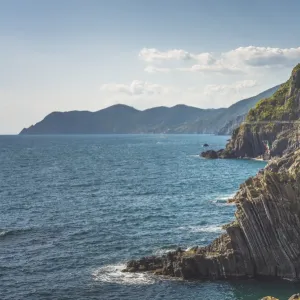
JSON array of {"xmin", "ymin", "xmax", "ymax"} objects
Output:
[
  {"xmin": 178, "ymin": 224, "xmax": 224, "ymax": 233},
  {"xmin": 153, "ymin": 247, "xmax": 177, "ymax": 256},
  {"xmin": 0, "ymin": 228, "xmax": 32, "ymax": 238},
  {"xmin": 190, "ymin": 225, "xmax": 224, "ymax": 233},
  {"xmin": 215, "ymin": 192, "xmax": 236, "ymax": 201},
  {"xmin": 0, "ymin": 230, "xmax": 9, "ymax": 237},
  {"xmin": 210, "ymin": 192, "xmax": 237, "ymax": 206},
  {"xmin": 92, "ymin": 264, "xmax": 155, "ymax": 285}
]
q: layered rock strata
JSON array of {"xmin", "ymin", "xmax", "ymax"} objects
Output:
[{"xmin": 124, "ymin": 150, "xmax": 300, "ymax": 280}]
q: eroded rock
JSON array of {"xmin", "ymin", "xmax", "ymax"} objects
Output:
[
  {"xmin": 124, "ymin": 150, "xmax": 300, "ymax": 281},
  {"xmin": 200, "ymin": 150, "xmax": 218, "ymax": 159}
]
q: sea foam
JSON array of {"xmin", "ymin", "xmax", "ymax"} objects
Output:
[{"xmin": 92, "ymin": 264, "xmax": 155, "ymax": 285}]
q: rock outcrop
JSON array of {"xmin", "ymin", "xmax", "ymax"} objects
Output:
[
  {"xmin": 202, "ymin": 64, "xmax": 300, "ymax": 159},
  {"xmin": 200, "ymin": 150, "xmax": 219, "ymax": 159},
  {"xmin": 124, "ymin": 149, "xmax": 300, "ymax": 280},
  {"xmin": 200, "ymin": 149, "xmax": 236, "ymax": 159},
  {"xmin": 261, "ymin": 295, "xmax": 300, "ymax": 300},
  {"xmin": 288, "ymin": 295, "xmax": 300, "ymax": 300}
]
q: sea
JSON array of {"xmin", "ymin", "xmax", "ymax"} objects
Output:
[{"xmin": 1, "ymin": 134, "xmax": 299, "ymax": 300}]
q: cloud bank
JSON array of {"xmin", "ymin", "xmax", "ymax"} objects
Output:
[
  {"xmin": 140, "ymin": 46, "xmax": 300, "ymax": 74},
  {"xmin": 100, "ymin": 80, "xmax": 172, "ymax": 96}
]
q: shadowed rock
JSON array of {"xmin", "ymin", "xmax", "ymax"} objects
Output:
[
  {"xmin": 200, "ymin": 150, "xmax": 219, "ymax": 159},
  {"xmin": 214, "ymin": 64, "xmax": 300, "ymax": 159}
]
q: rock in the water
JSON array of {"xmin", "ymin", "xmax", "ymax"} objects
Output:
[
  {"xmin": 261, "ymin": 297, "xmax": 279, "ymax": 300},
  {"xmin": 201, "ymin": 148, "xmax": 237, "ymax": 159},
  {"xmin": 125, "ymin": 149, "xmax": 300, "ymax": 281},
  {"xmin": 289, "ymin": 294, "xmax": 300, "ymax": 300},
  {"xmin": 200, "ymin": 150, "xmax": 218, "ymax": 159},
  {"xmin": 123, "ymin": 256, "xmax": 163, "ymax": 273},
  {"xmin": 203, "ymin": 143, "xmax": 209, "ymax": 147}
]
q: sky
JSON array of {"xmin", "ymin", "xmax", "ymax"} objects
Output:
[{"xmin": 1, "ymin": 0, "xmax": 300, "ymax": 133}]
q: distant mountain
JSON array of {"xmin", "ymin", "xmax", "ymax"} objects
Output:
[{"xmin": 19, "ymin": 86, "xmax": 280, "ymax": 135}]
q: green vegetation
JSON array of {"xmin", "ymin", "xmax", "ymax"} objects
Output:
[
  {"xmin": 292, "ymin": 63, "xmax": 300, "ymax": 76},
  {"xmin": 246, "ymin": 65, "xmax": 300, "ymax": 122}
]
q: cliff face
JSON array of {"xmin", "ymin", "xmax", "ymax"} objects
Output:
[
  {"xmin": 213, "ymin": 64, "xmax": 300, "ymax": 159},
  {"xmin": 124, "ymin": 149, "xmax": 300, "ymax": 280}
]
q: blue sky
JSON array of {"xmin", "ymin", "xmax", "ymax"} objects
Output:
[{"xmin": 1, "ymin": 0, "xmax": 300, "ymax": 133}]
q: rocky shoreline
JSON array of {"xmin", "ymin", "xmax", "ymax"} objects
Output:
[
  {"xmin": 200, "ymin": 65, "xmax": 300, "ymax": 161},
  {"xmin": 123, "ymin": 149, "xmax": 300, "ymax": 281}
]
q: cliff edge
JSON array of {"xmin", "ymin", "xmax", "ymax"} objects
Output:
[
  {"xmin": 124, "ymin": 149, "xmax": 300, "ymax": 280},
  {"xmin": 202, "ymin": 64, "xmax": 300, "ymax": 159}
]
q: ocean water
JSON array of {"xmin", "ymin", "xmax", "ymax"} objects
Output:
[{"xmin": 0, "ymin": 134, "xmax": 299, "ymax": 300}]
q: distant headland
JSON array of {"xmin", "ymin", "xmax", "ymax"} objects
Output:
[{"xmin": 20, "ymin": 86, "xmax": 279, "ymax": 135}]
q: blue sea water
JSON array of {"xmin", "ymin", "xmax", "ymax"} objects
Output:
[{"xmin": 1, "ymin": 134, "xmax": 299, "ymax": 300}]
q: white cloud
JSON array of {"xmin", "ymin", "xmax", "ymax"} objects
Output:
[
  {"xmin": 224, "ymin": 46, "xmax": 300, "ymax": 67},
  {"xmin": 100, "ymin": 80, "xmax": 172, "ymax": 96},
  {"xmin": 139, "ymin": 48, "xmax": 216, "ymax": 64},
  {"xmin": 139, "ymin": 46, "xmax": 300, "ymax": 74},
  {"xmin": 144, "ymin": 66, "xmax": 170, "ymax": 73},
  {"xmin": 204, "ymin": 80, "xmax": 257, "ymax": 96},
  {"xmin": 179, "ymin": 63, "xmax": 242, "ymax": 74},
  {"xmin": 139, "ymin": 48, "xmax": 193, "ymax": 62}
]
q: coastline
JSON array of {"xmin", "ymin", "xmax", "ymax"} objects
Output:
[{"xmin": 124, "ymin": 149, "xmax": 300, "ymax": 282}]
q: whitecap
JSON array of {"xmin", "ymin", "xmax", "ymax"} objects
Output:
[
  {"xmin": 215, "ymin": 192, "xmax": 236, "ymax": 201},
  {"xmin": 210, "ymin": 192, "xmax": 237, "ymax": 206},
  {"xmin": 153, "ymin": 248, "xmax": 177, "ymax": 256},
  {"xmin": 92, "ymin": 264, "xmax": 155, "ymax": 285},
  {"xmin": 178, "ymin": 224, "xmax": 224, "ymax": 233},
  {"xmin": 190, "ymin": 225, "xmax": 224, "ymax": 233},
  {"xmin": 0, "ymin": 230, "xmax": 9, "ymax": 237}
]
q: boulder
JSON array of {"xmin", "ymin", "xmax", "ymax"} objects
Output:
[{"xmin": 200, "ymin": 150, "xmax": 218, "ymax": 159}]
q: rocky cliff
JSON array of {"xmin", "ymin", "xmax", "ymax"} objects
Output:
[
  {"xmin": 205, "ymin": 64, "xmax": 300, "ymax": 159},
  {"xmin": 124, "ymin": 149, "xmax": 300, "ymax": 280}
]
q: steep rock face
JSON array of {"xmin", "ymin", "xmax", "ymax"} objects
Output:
[
  {"xmin": 124, "ymin": 150, "xmax": 300, "ymax": 280},
  {"xmin": 213, "ymin": 64, "xmax": 300, "ymax": 159}
]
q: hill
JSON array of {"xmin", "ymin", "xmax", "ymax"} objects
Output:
[
  {"xmin": 217, "ymin": 85, "xmax": 280, "ymax": 135},
  {"xmin": 19, "ymin": 87, "xmax": 280, "ymax": 135}
]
